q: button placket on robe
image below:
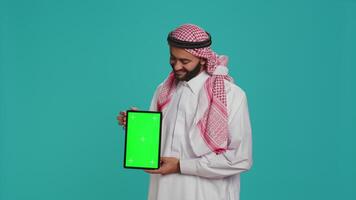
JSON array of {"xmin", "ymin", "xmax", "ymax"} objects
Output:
[
  {"xmin": 171, "ymin": 82, "xmax": 188, "ymax": 155},
  {"xmin": 170, "ymin": 82, "xmax": 185, "ymax": 155}
]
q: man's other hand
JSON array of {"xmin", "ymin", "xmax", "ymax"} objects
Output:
[
  {"xmin": 116, "ymin": 106, "xmax": 139, "ymax": 129},
  {"xmin": 144, "ymin": 157, "xmax": 180, "ymax": 175}
]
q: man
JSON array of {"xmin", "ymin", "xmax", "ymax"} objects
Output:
[{"xmin": 117, "ymin": 24, "xmax": 253, "ymax": 200}]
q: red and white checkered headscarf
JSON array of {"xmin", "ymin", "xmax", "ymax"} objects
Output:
[{"xmin": 157, "ymin": 24, "xmax": 233, "ymax": 154}]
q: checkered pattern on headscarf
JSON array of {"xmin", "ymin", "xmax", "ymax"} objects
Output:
[{"xmin": 157, "ymin": 24, "xmax": 233, "ymax": 154}]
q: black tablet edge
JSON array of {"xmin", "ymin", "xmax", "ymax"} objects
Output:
[{"xmin": 123, "ymin": 110, "xmax": 162, "ymax": 170}]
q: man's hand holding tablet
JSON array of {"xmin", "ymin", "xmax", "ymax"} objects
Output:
[{"xmin": 117, "ymin": 107, "xmax": 139, "ymax": 129}]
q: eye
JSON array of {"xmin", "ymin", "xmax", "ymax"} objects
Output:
[
  {"xmin": 181, "ymin": 59, "xmax": 191, "ymax": 64},
  {"xmin": 170, "ymin": 57, "xmax": 176, "ymax": 65}
]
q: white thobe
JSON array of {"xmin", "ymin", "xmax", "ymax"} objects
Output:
[{"xmin": 147, "ymin": 71, "xmax": 253, "ymax": 200}]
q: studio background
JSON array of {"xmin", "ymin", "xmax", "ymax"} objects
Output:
[{"xmin": 1, "ymin": 0, "xmax": 355, "ymax": 199}]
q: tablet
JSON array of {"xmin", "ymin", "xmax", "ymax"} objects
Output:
[{"xmin": 123, "ymin": 110, "xmax": 162, "ymax": 169}]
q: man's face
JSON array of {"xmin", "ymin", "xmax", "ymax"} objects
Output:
[{"xmin": 169, "ymin": 46, "xmax": 206, "ymax": 81}]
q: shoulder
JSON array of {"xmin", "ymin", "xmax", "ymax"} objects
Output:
[
  {"xmin": 224, "ymin": 80, "xmax": 250, "ymax": 122},
  {"xmin": 224, "ymin": 79, "xmax": 247, "ymax": 105},
  {"xmin": 153, "ymin": 81, "xmax": 164, "ymax": 94}
]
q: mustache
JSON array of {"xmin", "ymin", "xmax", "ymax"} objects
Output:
[{"xmin": 174, "ymin": 69, "xmax": 187, "ymax": 73}]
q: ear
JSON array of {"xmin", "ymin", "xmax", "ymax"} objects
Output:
[{"xmin": 199, "ymin": 59, "xmax": 206, "ymax": 66}]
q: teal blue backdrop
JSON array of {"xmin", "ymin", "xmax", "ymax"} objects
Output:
[{"xmin": 1, "ymin": 0, "xmax": 355, "ymax": 199}]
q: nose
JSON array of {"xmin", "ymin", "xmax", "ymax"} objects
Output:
[{"xmin": 172, "ymin": 61, "xmax": 183, "ymax": 71}]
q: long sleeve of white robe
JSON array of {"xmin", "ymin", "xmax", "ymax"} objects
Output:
[{"xmin": 147, "ymin": 71, "xmax": 252, "ymax": 200}]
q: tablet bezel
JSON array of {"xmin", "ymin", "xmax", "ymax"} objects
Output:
[{"xmin": 123, "ymin": 110, "xmax": 162, "ymax": 170}]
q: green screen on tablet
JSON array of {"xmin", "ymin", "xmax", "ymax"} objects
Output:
[{"xmin": 124, "ymin": 110, "xmax": 162, "ymax": 169}]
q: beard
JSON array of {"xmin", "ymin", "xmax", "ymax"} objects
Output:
[{"xmin": 173, "ymin": 62, "xmax": 203, "ymax": 82}]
